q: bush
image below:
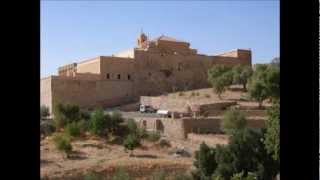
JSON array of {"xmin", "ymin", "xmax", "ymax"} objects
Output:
[
  {"xmin": 264, "ymin": 101, "xmax": 280, "ymax": 161},
  {"xmin": 193, "ymin": 142, "xmax": 217, "ymax": 180},
  {"xmin": 52, "ymin": 133, "xmax": 72, "ymax": 156},
  {"xmin": 127, "ymin": 119, "xmax": 138, "ymax": 135},
  {"xmin": 190, "ymin": 91, "xmax": 196, "ymax": 97},
  {"xmin": 123, "ymin": 134, "xmax": 140, "ymax": 156},
  {"xmin": 89, "ymin": 109, "xmax": 107, "ymax": 136},
  {"xmin": 41, "ymin": 105, "xmax": 50, "ymax": 119},
  {"xmin": 109, "ymin": 111, "xmax": 124, "ymax": 133},
  {"xmin": 222, "ymin": 109, "xmax": 247, "ymax": 134},
  {"xmin": 204, "ymin": 94, "xmax": 211, "ymax": 98},
  {"xmin": 112, "ymin": 167, "xmax": 131, "ymax": 180},
  {"xmin": 78, "ymin": 119, "xmax": 89, "ymax": 134},
  {"xmin": 231, "ymin": 171, "xmax": 257, "ymax": 180},
  {"xmin": 146, "ymin": 131, "xmax": 161, "ymax": 142},
  {"xmin": 195, "ymin": 92, "xmax": 200, "ymax": 96},
  {"xmin": 159, "ymin": 139, "xmax": 171, "ymax": 148},
  {"xmin": 53, "ymin": 103, "xmax": 81, "ymax": 129},
  {"xmin": 40, "ymin": 119, "xmax": 56, "ymax": 136},
  {"xmin": 65, "ymin": 122, "xmax": 81, "ymax": 137}
]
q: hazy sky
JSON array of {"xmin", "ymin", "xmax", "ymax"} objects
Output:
[{"xmin": 41, "ymin": 1, "xmax": 279, "ymax": 77}]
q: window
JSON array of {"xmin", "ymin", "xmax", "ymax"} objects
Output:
[
  {"xmin": 148, "ymin": 72, "xmax": 152, "ymax": 76},
  {"xmin": 128, "ymin": 74, "xmax": 131, "ymax": 80},
  {"xmin": 106, "ymin": 73, "xmax": 110, "ymax": 79},
  {"xmin": 117, "ymin": 74, "xmax": 121, "ymax": 79}
]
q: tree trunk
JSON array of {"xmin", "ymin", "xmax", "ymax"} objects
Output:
[
  {"xmin": 258, "ymin": 101, "xmax": 263, "ymax": 109},
  {"xmin": 243, "ymin": 83, "xmax": 247, "ymax": 91}
]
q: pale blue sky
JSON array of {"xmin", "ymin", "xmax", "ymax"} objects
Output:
[{"xmin": 41, "ymin": 1, "xmax": 279, "ymax": 77}]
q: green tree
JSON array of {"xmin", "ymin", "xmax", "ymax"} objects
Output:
[
  {"xmin": 89, "ymin": 109, "xmax": 108, "ymax": 136},
  {"xmin": 214, "ymin": 128, "xmax": 279, "ymax": 180},
  {"xmin": 53, "ymin": 103, "xmax": 81, "ymax": 129},
  {"xmin": 232, "ymin": 65, "xmax": 253, "ymax": 91},
  {"xmin": 123, "ymin": 134, "xmax": 140, "ymax": 156},
  {"xmin": 193, "ymin": 142, "xmax": 217, "ymax": 180},
  {"xmin": 222, "ymin": 109, "xmax": 247, "ymax": 134},
  {"xmin": 264, "ymin": 101, "xmax": 280, "ymax": 161},
  {"xmin": 41, "ymin": 105, "xmax": 50, "ymax": 120},
  {"xmin": 208, "ymin": 65, "xmax": 233, "ymax": 99},
  {"xmin": 248, "ymin": 64, "xmax": 279, "ymax": 108}
]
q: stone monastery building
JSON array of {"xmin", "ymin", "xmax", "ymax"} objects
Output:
[{"xmin": 41, "ymin": 32, "xmax": 252, "ymax": 113}]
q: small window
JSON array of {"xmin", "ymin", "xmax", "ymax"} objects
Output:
[
  {"xmin": 117, "ymin": 74, "xmax": 121, "ymax": 79},
  {"xmin": 106, "ymin": 73, "xmax": 110, "ymax": 79},
  {"xmin": 148, "ymin": 72, "xmax": 152, "ymax": 76},
  {"xmin": 128, "ymin": 74, "xmax": 131, "ymax": 80}
]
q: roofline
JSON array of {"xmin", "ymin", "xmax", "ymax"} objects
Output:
[{"xmin": 214, "ymin": 48, "xmax": 251, "ymax": 56}]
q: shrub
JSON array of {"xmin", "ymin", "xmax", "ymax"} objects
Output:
[
  {"xmin": 127, "ymin": 119, "xmax": 138, "ymax": 135},
  {"xmin": 53, "ymin": 103, "xmax": 81, "ymax": 129},
  {"xmin": 222, "ymin": 109, "xmax": 247, "ymax": 134},
  {"xmin": 78, "ymin": 119, "xmax": 89, "ymax": 134},
  {"xmin": 231, "ymin": 171, "xmax": 257, "ymax": 180},
  {"xmin": 123, "ymin": 134, "xmax": 140, "ymax": 156},
  {"xmin": 112, "ymin": 167, "xmax": 131, "ymax": 180},
  {"xmin": 196, "ymin": 92, "xmax": 200, "ymax": 96},
  {"xmin": 41, "ymin": 105, "xmax": 50, "ymax": 120},
  {"xmin": 65, "ymin": 122, "xmax": 81, "ymax": 137},
  {"xmin": 146, "ymin": 131, "xmax": 161, "ymax": 142},
  {"xmin": 190, "ymin": 91, "xmax": 196, "ymax": 97},
  {"xmin": 40, "ymin": 119, "xmax": 56, "ymax": 136},
  {"xmin": 159, "ymin": 139, "xmax": 171, "ymax": 148},
  {"xmin": 52, "ymin": 133, "xmax": 72, "ymax": 156},
  {"xmin": 204, "ymin": 94, "xmax": 211, "ymax": 98},
  {"xmin": 89, "ymin": 109, "xmax": 107, "ymax": 136},
  {"xmin": 264, "ymin": 101, "xmax": 280, "ymax": 161},
  {"xmin": 109, "ymin": 111, "xmax": 124, "ymax": 133},
  {"xmin": 193, "ymin": 142, "xmax": 217, "ymax": 179}
]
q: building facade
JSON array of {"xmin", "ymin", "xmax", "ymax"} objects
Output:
[{"xmin": 41, "ymin": 33, "xmax": 252, "ymax": 113}]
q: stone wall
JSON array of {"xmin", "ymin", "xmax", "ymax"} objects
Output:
[
  {"xmin": 42, "ymin": 76, "xmax": 134, "ymax": 112},
  {"xmin": 134, "ymin": 116, "xmax": 265, "ymax": 140},
  {"xmin": 40, "ymin": 77, "xmax": 52, "ymax": 113}
]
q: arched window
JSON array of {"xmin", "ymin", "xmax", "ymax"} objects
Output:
[
  {"xmin": 106, "ymin": 73, "xmax": 110, "ymax": 79},
  {"xmin": 128, "ymin": 74, "xmax": 131, "ymax": 80},
  {"xmin": 117, "ymin": 74, "xmax": 121, "ymax": 79}
]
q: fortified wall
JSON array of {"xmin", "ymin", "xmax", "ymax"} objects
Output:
[{"xmin": 41, "ymin": 32, "xmax": 252, "ymax": 113}]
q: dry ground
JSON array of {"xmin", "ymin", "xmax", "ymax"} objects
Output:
[{"xmin": 40, "ymin": 134, "xmax": 228, "ymax": 179}]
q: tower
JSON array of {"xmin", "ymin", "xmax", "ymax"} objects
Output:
[{"xmin": 137, "ymin": 29, "xmax": 148, "ymax": 48}]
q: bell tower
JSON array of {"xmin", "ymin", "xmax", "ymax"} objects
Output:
[{"xmin": 137, "ymin": 29, "xmax": 148, "ymax": 48}]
